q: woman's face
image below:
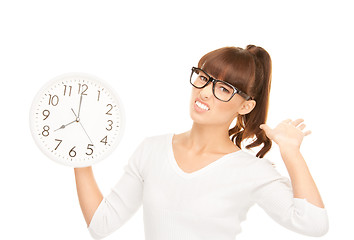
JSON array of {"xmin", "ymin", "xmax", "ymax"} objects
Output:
[{"xmin": 189, "ymin": 72, "xmax": 256, "ymax": 128}]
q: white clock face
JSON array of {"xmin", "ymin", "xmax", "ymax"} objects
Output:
[{"xmin": 29, "ymin": 73, "xmax": 125, "ymax": 167}]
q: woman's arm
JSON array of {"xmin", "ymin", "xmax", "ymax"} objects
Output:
[
  {"xmin": 260, "ymin": 118, "xmax": 325, "ymax": 208},
  {"xmin": 250, "ymin": 157, "xmax": 328, "ymax": 237},
  {"xmin": 279, "ymin": 146, "xmax": 325, "ymax": 208},
  {"xmin": 84, "ymin": 138, "xmax": 147, "ymax": 239},
  {"xmin": 252, "ymin": 118, "xmax": 328, "ymax": 237},
  {"xmin": 74, "ymin": 166, "xmax": 103, "ymax": 227}
]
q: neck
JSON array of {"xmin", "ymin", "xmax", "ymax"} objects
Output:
[{"xmin": 184, "ymin": 122, "xmax": 236, "ymax": 154}]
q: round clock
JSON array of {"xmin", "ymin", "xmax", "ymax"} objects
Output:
[{"xmin": 29, "ymin": 72, "xmax": 126, "ymax": 168}]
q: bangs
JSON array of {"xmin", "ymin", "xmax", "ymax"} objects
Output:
[{"xmin": 197, "ymin": 47, "xmax": 255, "ymax": 95}]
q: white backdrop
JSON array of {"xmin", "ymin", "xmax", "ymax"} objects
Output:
[{"xmin": 0, "ymin": 0, "xmax": 352, "ymax": 239}]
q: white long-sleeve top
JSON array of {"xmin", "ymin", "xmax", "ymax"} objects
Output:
[{"xmin": 87, "ymin": 133, "xmax": 329, "ymax": 239}]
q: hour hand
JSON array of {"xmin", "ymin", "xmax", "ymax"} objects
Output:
[{"xmin": 54, "ymin": 119, "xmax": 76, "ymax": 132}]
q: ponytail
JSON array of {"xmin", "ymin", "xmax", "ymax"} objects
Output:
[{"xmin": 228, "ymin": 45, "xmax": 272, "ymax": 158}]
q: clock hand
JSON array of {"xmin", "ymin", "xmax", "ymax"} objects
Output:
[
  {"xmin": 71, "ymin": 108, "xmax": 79, "ymax": 120},
  {"xmin": 77, "ymin": 92, "xmax": 83, "ymax": 118},
  {"xmin": 79, "ymin": 121, "xmax": 94, "ymax": 146},
  {"xmin": 54, "ymin": 119, "xmax": 77, "ymax": 132},
  {"xmin": 71, "ymin": 108, "xmax": 94, "ymax": 146}
]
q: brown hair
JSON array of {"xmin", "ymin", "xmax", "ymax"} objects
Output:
[{"xmin": 198, "ymin": 45, "xmax": 272, "ymax": 158}]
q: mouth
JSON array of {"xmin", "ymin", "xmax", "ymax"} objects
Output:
[{"xmin": 194, "ymin": 99, "xmax": 210, "ymax": 111}]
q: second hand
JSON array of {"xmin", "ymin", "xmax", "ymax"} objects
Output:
[{"xmin": 71, "ymin": 108, "xmax": 94, "ymax": 146}]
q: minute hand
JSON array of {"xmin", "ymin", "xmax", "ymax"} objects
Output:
[{"xmin": 77, "ymin": 92, "xmax": 83, "ymax": 118}]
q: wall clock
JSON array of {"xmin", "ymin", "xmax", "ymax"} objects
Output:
[{"xmin": 29, "ymin": 72, "xmax": 125, "ymax": 168}]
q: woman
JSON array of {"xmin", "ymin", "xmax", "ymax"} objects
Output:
[{"xmin": 74, "ymin": 45, "xmax": 329, "ymax": 239}]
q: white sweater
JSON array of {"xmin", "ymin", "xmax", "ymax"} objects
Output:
[{"xmin": 87, "ymin": 133, "xmax": 329, "ymax": 240}]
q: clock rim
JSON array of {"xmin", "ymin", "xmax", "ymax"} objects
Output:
[{"xmin": 29, "ymin": 72, "xmax": 126, "ymax": 168}]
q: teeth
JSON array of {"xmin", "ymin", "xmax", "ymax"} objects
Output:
[{"xmin": 196, "ymin": 101, "xmax": 209, "ymax": 110}]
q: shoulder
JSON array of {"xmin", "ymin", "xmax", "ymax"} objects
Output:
[
  {"xmin": 231, "ymin": 150, "xmax": 274, "ymax": 165},
  {"xmin": 129, "ymin": 133, "xmax": 171, "ymax": 173},
  {"xmin": 249, "ymin": 155, "xmax": 285, "ymax": 182},
  {"xmin": 231, "ymin": 150, "xmax": 280, "ymax": 177}
]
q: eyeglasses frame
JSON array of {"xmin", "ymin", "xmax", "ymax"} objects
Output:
[{"xmin": 190, "ymin": 67, "xmax": 253, "ymax": 102}]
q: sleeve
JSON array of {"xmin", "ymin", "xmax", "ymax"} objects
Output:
[
  {"xmin": 87, "ymin": 138, "xmax": 148, "ymax": 240},
  {"xmin": 250, "ymin": 158, "xmax": 329, "ymax": 237}
]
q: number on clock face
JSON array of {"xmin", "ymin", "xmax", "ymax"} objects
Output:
[{"xmin": 33, "ymin": 75, "xmax": 123, "ymax": 166}]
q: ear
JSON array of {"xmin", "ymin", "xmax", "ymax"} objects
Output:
[{"xmin": 238, "ymin": 100, "xmax": 256, "ymax": 115}]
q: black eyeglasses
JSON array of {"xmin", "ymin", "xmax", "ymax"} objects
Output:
[{"xmin": 190, "ymin": 67, "xmax": 253, "ymax": 102}]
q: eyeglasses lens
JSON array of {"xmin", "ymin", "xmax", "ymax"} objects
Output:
[{"xmin": 190, "ymin": 69, "xmax": 234, "ymax": 101}]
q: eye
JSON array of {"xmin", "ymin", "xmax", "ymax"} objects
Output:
[
  {"xmin": 216, "ymin": 82, "xmax": 233, "ymax": 94},
  {"xmin": 220, "ymin": 87, "xmax": 230, "ymax": 93},
  {"xmin": 200, "ymin": 76, "xmax": 208, "ymax": 82}
]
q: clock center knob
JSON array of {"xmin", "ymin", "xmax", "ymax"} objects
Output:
[{"xmin": 76, "ymin": 117, "xmax": 80, "ymax": 122}]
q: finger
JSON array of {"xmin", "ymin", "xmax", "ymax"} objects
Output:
[
  {"xmin": 304, "ymin": 130, "xmax": 312, "ymax": 136},
  {"xmin": 298, "ymin": 123, "xmax": 306, "ymax": 130},
  {"xmin": 282, "ymin": 119, "xmax": 292, "ymax": 124},
  {"xmin": 260, "ymin": 124, "xmax": 272, "ymax": 133},
  {"xmin": 291, "ymin": 118, "xmax": 304, "ymax": 126}
]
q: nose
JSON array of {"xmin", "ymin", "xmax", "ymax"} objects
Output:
[{"xmin": 200, "ymin": 81, "xmax": 213, "ymax": 100}]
